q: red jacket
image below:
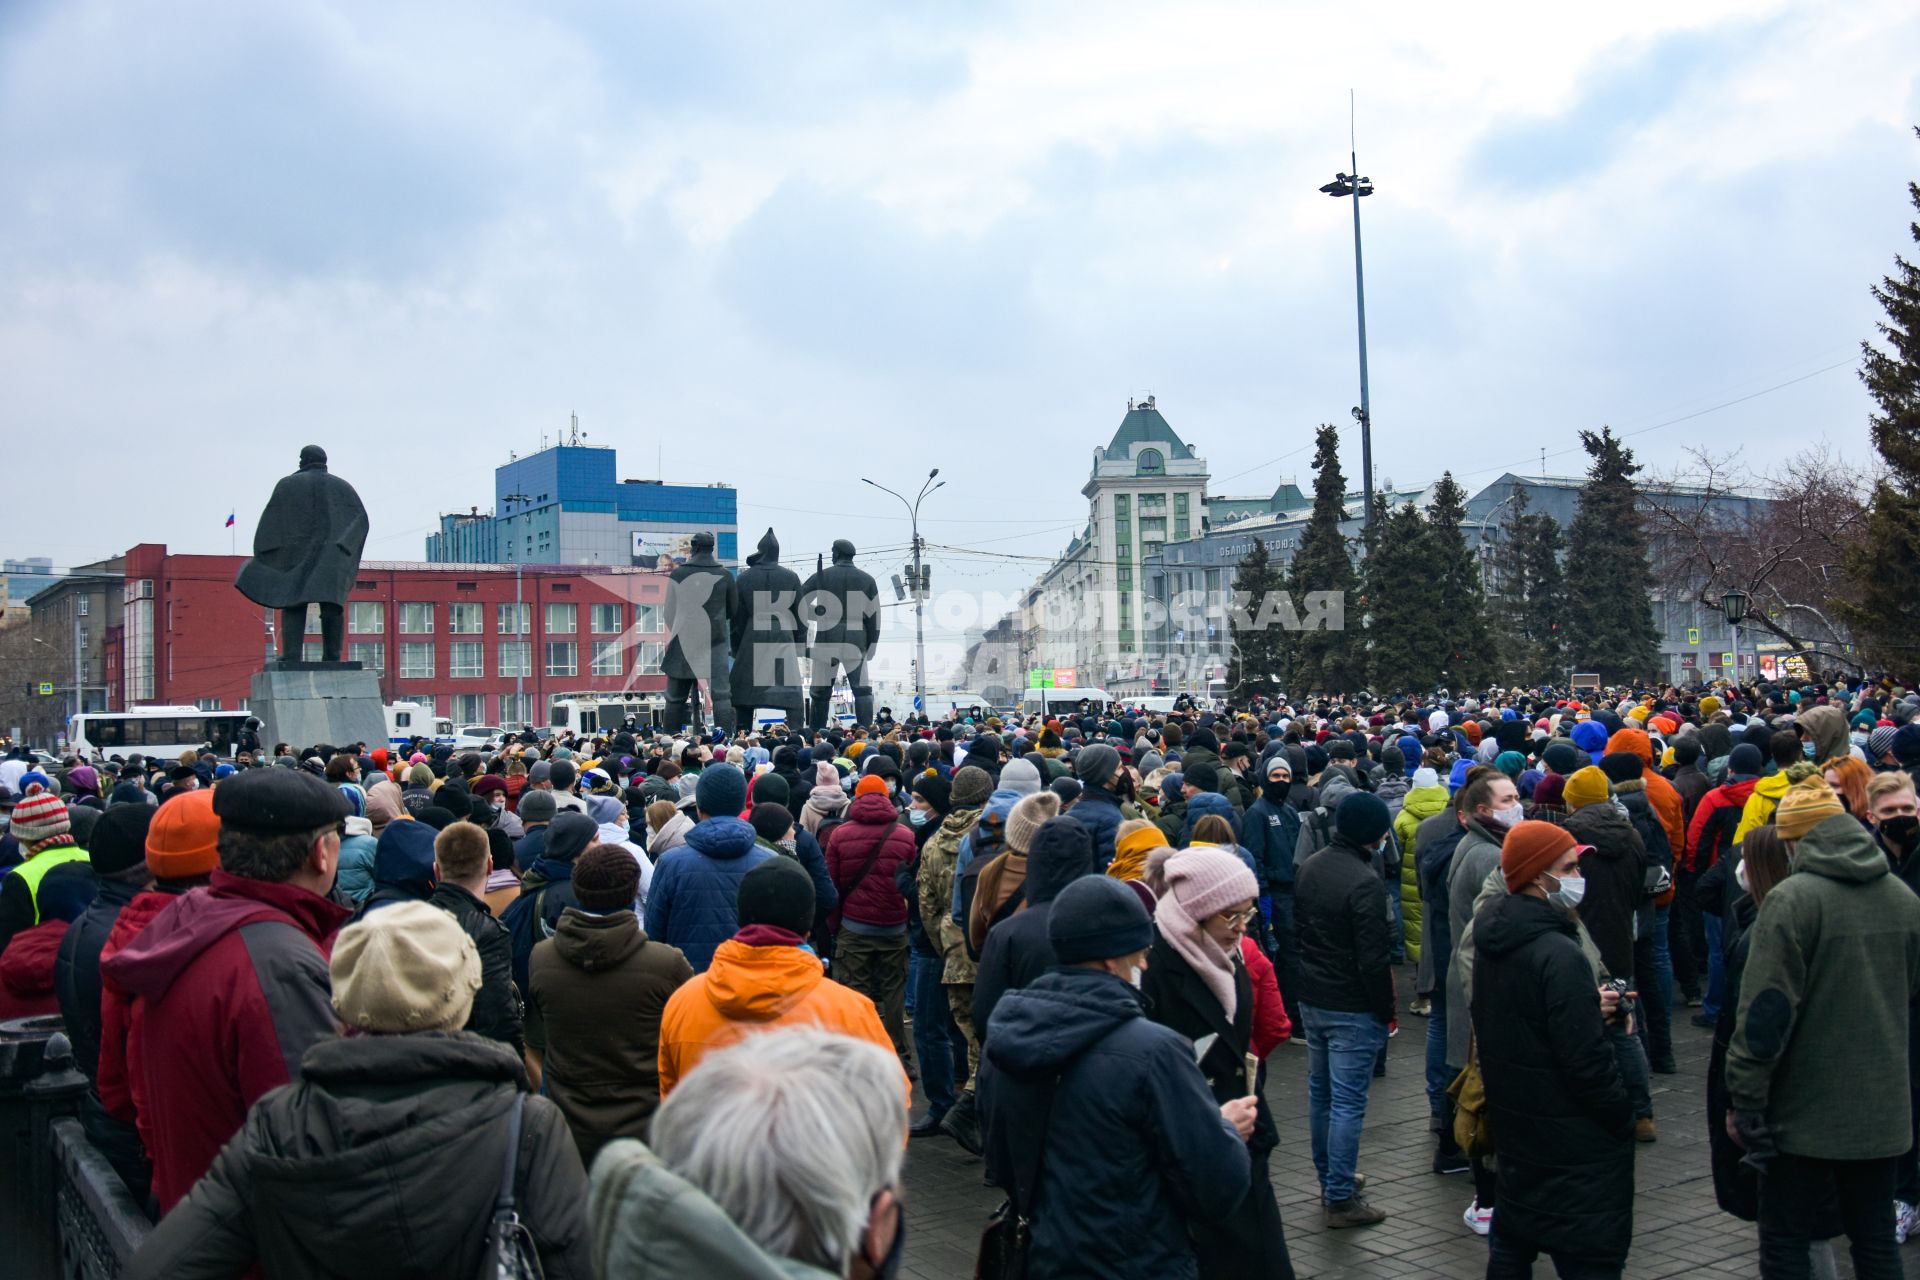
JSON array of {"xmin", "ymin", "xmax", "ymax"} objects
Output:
[
  {"xmin": 99, "ymin": 871, "xmax": 348, "ymax": 1212},
  {"xmin": 0, "ymin": 918, "xmax": 67, "ymax": 1021},
  {"xmin": 97, "ymin": 889, "xmax": 178, "ymax": 1124},
  {"xmin": 1685, "ymin": 777, "xmax": 1758, "ymax": 874},
  {"xmin": 824, "ymin": 794, "xmax": 915, "ymax": 930},
  {"xmin": 1240, "ymin": 935, "xmax": 1290, "ymax": 1058}
]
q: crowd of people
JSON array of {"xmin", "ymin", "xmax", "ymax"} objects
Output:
[{"xmin": 3, "ymin": 676, "xmax": 1920, "ymax": 1279}]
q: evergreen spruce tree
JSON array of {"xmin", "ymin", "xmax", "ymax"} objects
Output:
[
  {"xmin": 1227, "ymin": 537, "xmax": 1288, "ymax": 701},
  {"xmin": 1362, "ymin": 502, "xmax": 1445, "ymax": 693},
  {"xmin": 1514, "ymin": 509, "xmax": 1568, "ymax": 683},
  {"xmin": 1842, "ymin": 128, "xmax": 1920, "ymax": 673},
  {"xmin": 1488, "ymin": 482, "xmax": 1534, "ymax": 678},
  {"xmin": 1286, "ymin": 424, "xmax": 1365, "ymax": 694},
  {"xmin": 1426, "ymin": 472, "xmax": 1494, "ymax": 690},
  {"xmin": 1563, "ymin": 427, "xmax": 1660, "ymax": 682}
]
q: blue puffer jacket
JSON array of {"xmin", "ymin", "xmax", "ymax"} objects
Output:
[
  {"xmin": 644, "ymin": 816, "xmax": 773, "ymax": 972},
  {"xmin": 978, "ymin": 967, "xmax": 1251, "ymax": 1280},
  {"xmin": 1069, "ymin": 784, "xmax": 1126, "ymax": 869},
  {"xmin": 1179, "ymin": 791, "xmax": 1240, "ymax": 847},
  {"xmin": 333, "ymin": 822, "xmax": 381, "ymax": 905}
]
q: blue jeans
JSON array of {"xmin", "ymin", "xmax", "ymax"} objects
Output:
[
  {"xmin": 1649, "ymin": 903, "xmax": 1674, "ymax": 1013},
  {"xmin": 1388, "ymin": 884, "xmax": 1406, "ymax": 962},
  {"xmin": 907, "ymin": 950, "xmax": 923, "ymax": 1017},
  {"xmin": 1703, "ymin": 910, "xmax": 1726, "ymax": 1019},
  {"xmin": 909, "ymin": 952, "xmax": 964, "ymax": 1119},
  {"xmin": 1303, "ymin": 1004, "xmax": 1388, "ymax": 1203}
]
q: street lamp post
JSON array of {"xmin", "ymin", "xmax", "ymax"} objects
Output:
[
  {"xmin": 503, "ymin": 493, "xmax": 533, "ymax": 727},
  {"xmin": 1320, "ymin": 114, "xmax": 1376, "ymax": 527},
  {"xmin": 862, "ymin": 470, "xmax": 944, "ymax": 718},
  {"xmin": 1721, "ymin": 588, "xmax": 1750, "ymax": 689}
]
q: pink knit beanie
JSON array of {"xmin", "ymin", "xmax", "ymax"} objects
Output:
[{"xmin": 1162, "ymin": 846, "xmax": 1259, "ymax": 921}]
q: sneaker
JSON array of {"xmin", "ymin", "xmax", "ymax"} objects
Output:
[
  {"xmin": 1387, "ymin": 1019, "xmax": 1400, "ymax": 1038},
  {"xmin": 1649, "ymin": 1056, "xmax": 1678, "ymax": 1076},
  {"xmin": 1409, "ymin": 996, "xmax": 1431, "ymax": 1017},
  {"xmin": 1896, "ymin": 1201, "xmax": 1918, "ymax": 1245},
  {"xmin": 1463, "ymin": 1201, "xmax": 1493, "ymax": 1236},
  {"xmin": 1684, "ymin": 991, "xmax": 1704, "ymax": 1008},
  {"xmin": 1433, "ymin": 1148, "xmax": 1470, "ymax": 1176},
  {"xmin": 1325, "ymin": 1196, "xmax": 1388, "ymax": 1229},
  {"xmin": 1690, "ymin": 1012, "xmax": 1717, "ymax": 1029},
  {"xmin": 1635, "ymin": 1117, "xmax": 1658, "ymax": 1143},
  {"xmin": 1319, "ymin": 1172, "xmax": 1368, "ymax": 1203}
]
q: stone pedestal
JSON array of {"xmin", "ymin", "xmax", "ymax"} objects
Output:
[{"xmin": 250, "ymin": 663, "xmax": 387, "ymax": 751}]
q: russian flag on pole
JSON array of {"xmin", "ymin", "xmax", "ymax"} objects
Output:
[{"xmin": 225, "ymin": 512, "xmax": 236, "ymax": 527}]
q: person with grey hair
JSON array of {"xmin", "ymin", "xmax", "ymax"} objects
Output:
[{"xmin": 590, "ymin": 1027, "xmax": 906, "ymax": 1279}]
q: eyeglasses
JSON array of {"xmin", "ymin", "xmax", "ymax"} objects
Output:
[{"xmin": 1213, "ymin": 907, "xmax": 1256, "ymax": 927}]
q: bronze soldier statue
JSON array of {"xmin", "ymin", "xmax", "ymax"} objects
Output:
[
  {"xmin": 802, "ymin": 539, "xmax": 881, "ymax": 730},
  {"xmin": 663, "ymin": 532, "xmax": 739, "ymax": 734},
  {"xmin": 730, "ymin": 529, "xmax": 807, "ymax": 732}
]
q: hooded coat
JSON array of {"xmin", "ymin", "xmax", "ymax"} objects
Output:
[
  {"xmin": 1727, "ymin": 812, "xmax": 1920, "ymax": 1158},
  {"xmin": 529, "ymin": 909, "xmax": 695, "ymax": 1166},
  {"xmin": 1471, "ymin": 891, "xmax": 1634, "ymax": 1264},
  {"xmin": 662, "ymin": 546, "xmax": 739, "ymax": 682},
  {"xmin": 331, "ymin": 816, "xmax": 380, "ymax": 904},
  {"xmin": 120, "ymin": 1033, "xmax": 590, "ymax": 1280},
  {"xmin": 643, "ymin": 817, "xmax": 774, "ymax": 972},
  {"xmin": 350, "ymin": 820, "xmax": 438, "ymax": 919},
  {"xmin": 977, "ymin": 967, "xmax": 1251, "ymax": 1280},
  {"xmin": 1564, "ymin": 802, "xmax": 1647, "ymax": 983},
  {"xmin": 823, "ymin": 793, "xmax": 914, "ymax": 930},
  {"xmin": 969, "ymin": 818, "xmax": 1098, "ymax": 1034},
  {"xmin": 99, "ymin": 871, "xmax": 349, "ymax": 1212},
  {"xmin": 655, "ymin": 936, "xmax": 900, "ymax": 1099},
  {"xmin": 1178, "ymin": 790, "xmax": 1240, "ymax": 848},
  {"xmin": 232, "ymin": 449, "xmax": 370, "ymax": 610},
  {"xmin": 1444, "ymin": 818, "xmax": 1506, "ymax": 1069},
  {"xmin": 587, "ymin": 1139, "xmax": 839, "ymax": 1280}
]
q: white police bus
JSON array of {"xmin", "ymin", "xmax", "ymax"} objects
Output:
[{"xmin": 69, "ymin": 707, "xmax": 252, "ymax": 761}]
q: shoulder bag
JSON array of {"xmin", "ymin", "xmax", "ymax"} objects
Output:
[{"xmin": 485, "ymin": 1092, "xmax": 545, "ymax": 1280}]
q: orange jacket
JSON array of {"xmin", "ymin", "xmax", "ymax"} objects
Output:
[{"xmin": 657, "ymin": 935, "xmax": 909, "ymax": 1104}]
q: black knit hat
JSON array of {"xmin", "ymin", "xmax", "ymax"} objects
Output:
[
  {"xmin": 736, "ymin": 856, "xmax": 814, "ymax": 934},
  {"xmin": 1599, "ymin": 752, "xmax": 1644, "ymax": 783},
  {"xmin": 749, "ymin": 802, "xmax": 796, "ymax": 843},
  {"xmin": 1048, "ymin": 875, "xmax": 1152, "ymax": 964},
  {"xmin": 88, "ymin": 804, "xmax": 156, "ymax": 877},
  {"xmin": 572, "ymin": 844, "xmax": 640, "ymax": 913},
  {"xmin": 912, "ymin": 774, "xmax": 952, "ymax": 816}
]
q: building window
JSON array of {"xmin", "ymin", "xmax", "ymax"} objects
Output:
[
  {"xmin": 1138, "ymin": 449, "xmax": 1164, "ymax": 475},
  {"xmin": 634, "ymin": 603, "xmax": 662, "ymax": 632},
  {"xmin": 498, "ymin": 642, "xmax": 531, "ymax": 678},
  {"xmin": 497, "ymin": 602, "xmax": 529, "ymax": 634},
  {"xmin": 399, "ymin": 602, "xmax": 434, "ymax": 634},
  {"xmin": 591, "ymin": 603, "xmax": 623, "ymax": 634},
  {"xmin": 303, "ymin": 640, "xmax": 323, "ymax": 661},
  {"xmin": 1138, "ymin": 516, "xmax": 1167, "ymax": 538},
  {"xmin": 633, "ymin": 641, "xmax": 664, "ymax": 669},
  {"xmin": 450, "ymin": 694, "xmax": 486, "ymax": 725},
  {"xmin": 349, "ymin": 602, "xmax": 384, "ymax": 634},
  {"xmin": 546, "ymin": 603, "xmax": 577, "ymax": 635},
  {"xmin": 349, "ymin": 641, "xmax": 385, "ymax": 671},
  {"xmin": 449, "ymin": 602, "xmax": 482, "ymax": 634},
  {"xmin": 306, "ymin": 604, "xmax": 323, "ymax": 634},
  {"xmin": 77, "ymin": 595, "xmax": 89, "ymax": 617},
  {"xmin": 500, "ymin": 693, "xmax": 533, "ymax": 726},
  {"xmin": 545, "ymin": 641, "xmax": 577, "ymax": 676},
  {"xmin": 1140, "ymin": 493, "xmax": 1167, "ymax": 513},
  {"xmin": 399, "ymin": 642, "xmax": 434, "ymax": 679},
  {"xmin": 591, "ymin": 640, "xmax": 624, "ymax": 675},
  {"xmin": 1117, "ymin": 566, "xmax": 1133, "ymax": 586},
  {"xmin": 450, "ymin": 642, "xmax": 484, "ymax": 679},
  {"xmin": 1174, "ymin": 493, "xmax": 1189, "ymax": 516}
]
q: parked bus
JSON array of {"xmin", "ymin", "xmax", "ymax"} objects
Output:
[
  {"xmin": 69, "ymin": 707, "xmax": 252, "ymax": 761},
  {"xmin": 1017, "ymin": 688, "xmax": 1112, "ymax": 719},
  {"xmin": 548, "ymin": 693, "xmax": 668, "ymax": 739},
  {"xmin": 384, "ymin": 702, "xmax": 453, "ymax": 749}
]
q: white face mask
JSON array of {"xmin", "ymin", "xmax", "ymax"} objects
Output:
[
  {"xmin": 1735, "ymin": 859, "xmax": 1750, "ymax": 894},
  {"xmin": 1128, "ymin": 965, "xmax": 1144, "ymax": 989},
  {"xmin": 1543, "ymin": 870, "xmax": 1586, "ymax": 910},
  {"xmin": 1486, "ymin": 803, "xmax": 1523, "ymax": 830}
]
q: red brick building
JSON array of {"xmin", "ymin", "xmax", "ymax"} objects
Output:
[{"xmin": 119, "ymin": 544, "xmax": 670, "ymax": 726}]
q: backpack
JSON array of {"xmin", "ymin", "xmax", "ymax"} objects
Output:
[
  {"xmin": 500, "ymin": 881, "xmax": 556, "ymax": 994},
  {"xmin": 955, "ymin": 811, "xmax": 1009, "ymax": 961}
]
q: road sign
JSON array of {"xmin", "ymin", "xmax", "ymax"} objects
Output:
[
  {"xmin": 36, "ymin": 682, "xmax": 53, "ymax": 696},
  {"xmin": 1686, "ymin": 627, "xmax": 1700, "ymax": 646}
]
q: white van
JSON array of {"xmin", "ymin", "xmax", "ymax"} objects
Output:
[
  {"xmin": 383, "ymin": 703, "xmax": 443, "ymax": 748},
  {"xmin": 921, "ymin": 692, "xmax": 995, "ymax": 722},
  {"xmin": 1018, "ymin": 688, "xmax": 1110, "ymax": 718}
]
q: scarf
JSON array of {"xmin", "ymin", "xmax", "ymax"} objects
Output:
[
  {"xmin": 800, "ymin": 785, "xmax": 848, "ymax": 833},
  {"xmin": 1154, "ymin": 887, "xmax": 1239, "ymax": 1022}
]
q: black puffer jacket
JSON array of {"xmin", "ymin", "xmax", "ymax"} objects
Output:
[
  {"xmin": 122, "ymin": 1032, "xmax": 591, "ymax": 1280},
  {"xmin": 54, "ymin": 877, "xmax": 142, "ymax": 1081},
  {"xmin": 1471, "ymin": 891, "xmax": 1634, "ymax": 1264},
  {"xmin": 970, "ymin": 817, "xmax": 1098, "ymax": 1036},
  {"xmin": 978, "ymin": 967, "xmax": 1251, "ymax": 1280},
  {"xmin": 1293, "ymin": 834, "xmax": 1394, "ymax": 1023},
  {"xmin": 1564, "ymin": 803, "xmax": 1646, "ymax": 981},
  {"xmin": 428, "ymin": 881, "xmax": 525, "ymax": 1056}
]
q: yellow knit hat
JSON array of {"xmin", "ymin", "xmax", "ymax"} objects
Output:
[
  {"xmin": 1562, "ymin": 765, "xmax": 1611, "ymax": 812},
  {"xmin": 1699, "ymin": 695, "xmax": 1722, "ymax": 719},
  {"xmin": 1628, "ymin": 706, "xmax": 1651, "ymax": 724},
  {"xmin": 1775, "ymin": 774, "xmax": 1845, "ymax": 841}
]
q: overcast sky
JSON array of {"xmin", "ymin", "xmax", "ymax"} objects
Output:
[{"xmin": 3, "ymin": 0, "xmax": 1917, "ymax": 685}]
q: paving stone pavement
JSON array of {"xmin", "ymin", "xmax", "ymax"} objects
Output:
[{"xmin": 898, "ymin": 966, "xmax": 1910, "ymax": 1279}]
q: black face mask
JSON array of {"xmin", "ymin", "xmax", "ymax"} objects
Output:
[
  {"xmin": 863, "ymin": 1197, "xmax": 905, "ymax": 1280},
  {"xmin": 1263, "ymin": 779, "xmax": 1291, "ymax": 802},
  {"xmin": 1880, "ymin": 815, "xmax": 1920, "ymax": 856}
]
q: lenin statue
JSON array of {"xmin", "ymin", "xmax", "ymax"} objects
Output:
[
  {"xmin": 731, "ymin": 528, "xmax": 807, "ymax": 732},
  {"xmin": 802, "ymin": 539, "xmax": 881, "ymax": 729},
  {"xmin": 663, "ymin": 531, "xmax": 739, "ymax": 735},
  {"xmin": 235, "ymin": 446, "xmax": 370, "ymax": 663}
]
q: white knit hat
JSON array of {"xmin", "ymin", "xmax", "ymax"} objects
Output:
[
  {"xmin": 1004, "ymin": 791, "xmax": 1061, "ymax": 855},
  {"xmin": 330, "ymin": 900, "xmax": 481, "ymax": 1033}
]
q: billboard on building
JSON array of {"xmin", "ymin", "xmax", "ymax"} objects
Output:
[{"xmin": 630, "ymin": 530, "xmax": 702, "ymax": 570}]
